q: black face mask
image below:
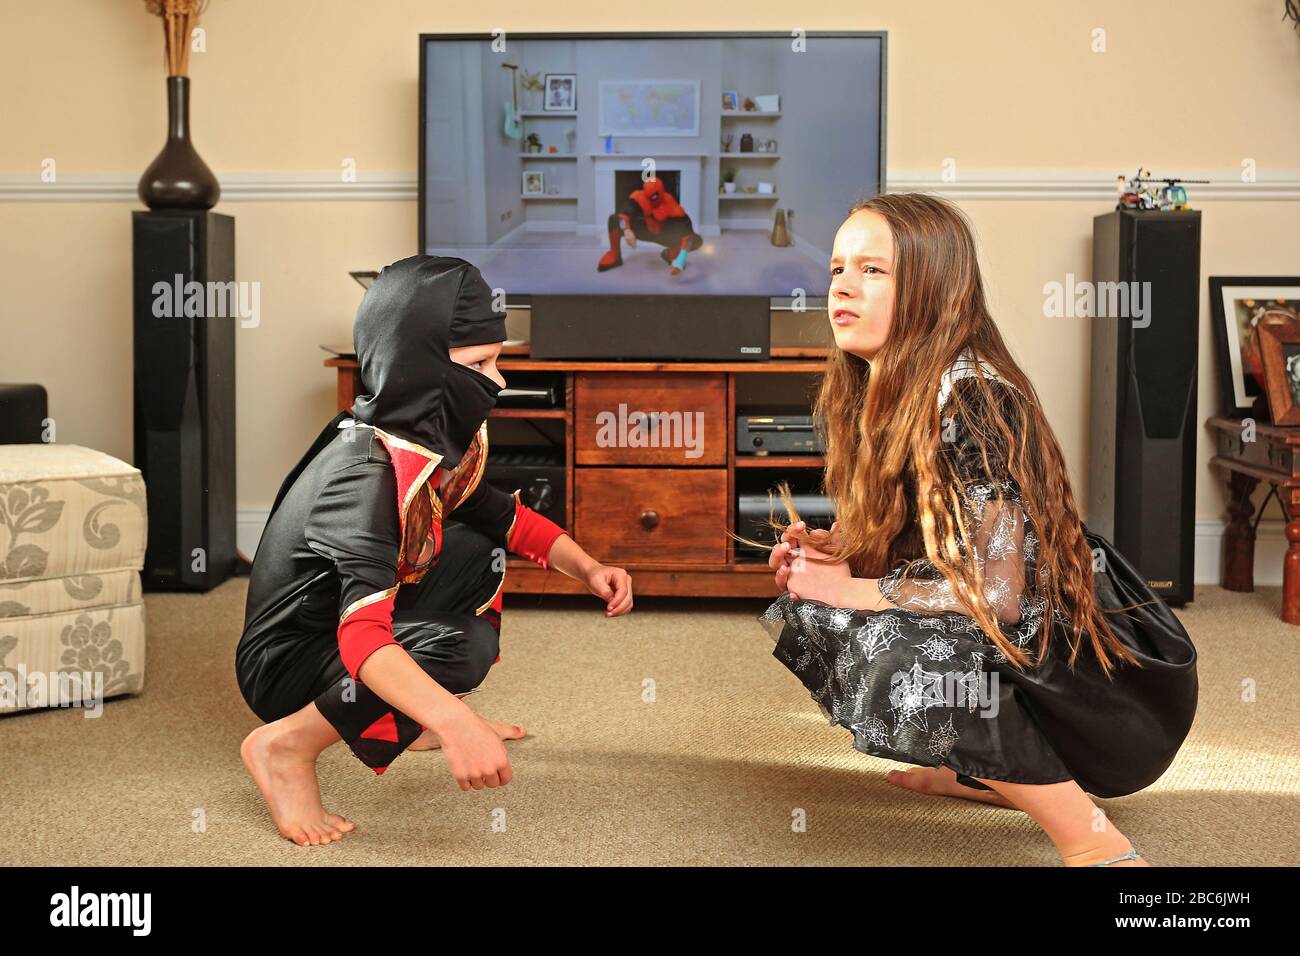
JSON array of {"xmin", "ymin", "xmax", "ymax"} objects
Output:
[
  {"xmin": 350, "ymin": 255, "xmax": 507, "ymax": 470},
  {"xmin": 439, "ymin": 361, "xmax": 502, "ymax": 464}
]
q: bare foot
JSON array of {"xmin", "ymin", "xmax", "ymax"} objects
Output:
[
  {"xmin": 240, "ymin": 723, "xmax": 357, "ymax": 846},
  {"xmin": 886, "ymin": 766, "xmax": 1019, "ymax": 809},
  {"xmin": 410, "ymin": 718, "xmax": 528, "ymax": 751},
  {"xmin": 1062, "ymin": 837, "xmax": 1151, "ymax": 867}
]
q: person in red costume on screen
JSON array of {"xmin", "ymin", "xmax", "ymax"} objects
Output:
[
  {"xmin": 236, "ymin": 255, "xmax": 633, "ymax": 846},
  {"xmin": 598, "ymin": 175, "xmax": 704, "ymax": 276}
]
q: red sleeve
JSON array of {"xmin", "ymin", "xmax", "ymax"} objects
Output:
[
  {"xmin": 508, "ymin": 499, "xmax": 568, "ymax": 569},
  {"xmin": 338, "ymin": 591, "xmax": 398, "ymax": 680}
]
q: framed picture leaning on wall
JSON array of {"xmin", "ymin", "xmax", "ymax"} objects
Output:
[
  {"xmin": 1255, "ymin": 311, "xmax": 1300, "ymax": 426},
  {"xmin": 1210, "ymin": 276, "xmax": 1300, "ymax": 418}
]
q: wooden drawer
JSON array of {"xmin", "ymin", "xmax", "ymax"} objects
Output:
[
  {"xmin": 574, "ymin": 372, "xmax": 727, "ymax": 465},
  {"xmin": 575, "ymin": 467, "xmax": 728, "ymax": 565}
]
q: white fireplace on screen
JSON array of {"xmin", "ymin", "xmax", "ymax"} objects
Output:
[{"xmin": 589, "ymin": 153, "xmax": 707, "ymax": 241}]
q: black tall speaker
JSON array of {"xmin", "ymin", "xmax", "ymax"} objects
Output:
[
  {"xmin": 132, "ymin": 210, "xmax": 237, "ymax": 591},
  {"xmin": 1089, "ymin": 209, "xmax": 1200, "ymax": 606}
]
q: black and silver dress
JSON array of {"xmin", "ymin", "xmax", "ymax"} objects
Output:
[{"xmin": 758, "ymin": 351, "xmax": 1199, "ymax": 798}]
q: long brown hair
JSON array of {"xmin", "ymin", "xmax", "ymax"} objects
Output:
[{"xmin": 735, "ymin": 192, "xmax": 1148, "ymax": 677}]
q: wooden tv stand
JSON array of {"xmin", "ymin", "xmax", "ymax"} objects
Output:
[{"xmin": 325, "ymin": 345, "xmax": 828, "ymax": 598}]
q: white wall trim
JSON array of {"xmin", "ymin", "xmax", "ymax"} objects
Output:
[
  {"xmin": 886, "ymin": 168, "xmax": 1300, "ymax": 201},
  {"xmin": 236, "ymin": 509, "xmax": 271, "ymax": 561},
  {"xmin": 0, "ymin": 172, "xmax": 419, "ymax": 203},
  {"xmin": 1194, "ymin": 517, "xmax": 1292, "ymax": 589},
  {"xmin": 238, "ymin": 506, "xmax": 1290, "ymax": 588},
  {"xmin": 3, "ymin": 169, "xmax": 1298, "ymax": 203}
]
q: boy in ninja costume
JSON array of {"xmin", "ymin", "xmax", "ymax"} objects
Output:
[
  {"xmin": 236, "ymin": 255, "xmax": 633, "ymax": 846},
  {"xmin": 597, "ymin": 176, "xmax": 704, "ymax": 275}
]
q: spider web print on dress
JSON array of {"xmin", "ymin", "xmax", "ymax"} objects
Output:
[
  {"xmin": 913, "ymin": 635, "xmax": 959, "ymax": 661},
  {"xmin": 850, "ymin": 659, "xmax": 977, "ymax": 769},
  {"xmin": 889, "ymin": 656, "xmax": 949, "ymax": 734},
  {"xmin": 875, "ymin": 480, "xmax": 1048, "ymax": 652},
  {"xmin": 928, "ymin": 715, "xmax": 961, "ymax": 758},
  {"xmin": 755, "ymin": 354, "xmax": 1086, "ymax": 783},
  {"xmin": 956, "ymin": 650, "xmax": 988, "ymax": 714},
  {"xmin": 760, "ymin": 585, "xmax": 1069, "ymax": 776}
]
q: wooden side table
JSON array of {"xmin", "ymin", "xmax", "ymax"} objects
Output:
[{"xmin": 1206, "ymin": 415, "xmax": 1300, "ymax": 624}]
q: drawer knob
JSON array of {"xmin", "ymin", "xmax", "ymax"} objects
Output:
[{"xmin": 640, "ymin": 509, "xmax": 660, "ymax": 530}]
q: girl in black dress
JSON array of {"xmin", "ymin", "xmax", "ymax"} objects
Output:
[{"xmin": 748, "ymin": 193, "xmax": 1198, "ymax": 867}]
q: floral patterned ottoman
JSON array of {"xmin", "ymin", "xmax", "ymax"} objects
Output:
[{"xmin": 0, "ymin": 445, "xmax": 147, "ymax": 714}]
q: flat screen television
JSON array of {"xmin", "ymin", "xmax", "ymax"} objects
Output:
[{"xmin": 419, "ymin": 31, "xmax": 886, "ymax": 312}]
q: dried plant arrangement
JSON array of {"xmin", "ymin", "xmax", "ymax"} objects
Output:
[{"xmin": 142, "ymin": 0, "xmax": 210, "ymax": 77}]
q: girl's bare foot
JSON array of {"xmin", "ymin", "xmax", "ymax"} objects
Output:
[
  {"xmin": 1061, "ymin": 834, "xmax": 1151, "ymax": 867},
  {"xmin": 410, "ymin": 718, "xmax": 528, "ymax": 751},
  {"xmin": 886, "ymin": 766, "xmax": 1019, "ymax": 809},
  {"xmin": 240, "ymin": 723, "xmax": 356, "ymax": 846}
]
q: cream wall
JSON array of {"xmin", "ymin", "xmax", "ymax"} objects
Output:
[{"xmin": 2, "ymin": 1, "xmax": 1298, "ymax": 565}]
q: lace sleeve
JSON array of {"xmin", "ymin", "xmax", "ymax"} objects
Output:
[{"xmin": 877, "ymin": 379, "xmax": 1028, "ymax": 627}]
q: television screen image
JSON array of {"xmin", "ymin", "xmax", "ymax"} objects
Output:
[{"xmin": 420, "ymin": 32, "xmax": 885, "ymax": 304}]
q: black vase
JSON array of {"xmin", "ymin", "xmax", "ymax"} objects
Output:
[{"xmin": 138, "ymin": 76, "xmax": 220, "ymax": 210}]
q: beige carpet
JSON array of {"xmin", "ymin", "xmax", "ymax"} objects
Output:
[{"xmin": 3, "ymin": 579, "xmax": 1297, "ymax": 866}]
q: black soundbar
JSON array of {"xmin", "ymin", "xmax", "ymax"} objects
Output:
[{"xmin": 529, "ymin": 294, "xmax": 770, "ymax": 361}]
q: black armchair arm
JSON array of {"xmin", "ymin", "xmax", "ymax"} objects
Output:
[{"xmin": 0, "ymin": 384, "xmax": 49, "ymax": 444}]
